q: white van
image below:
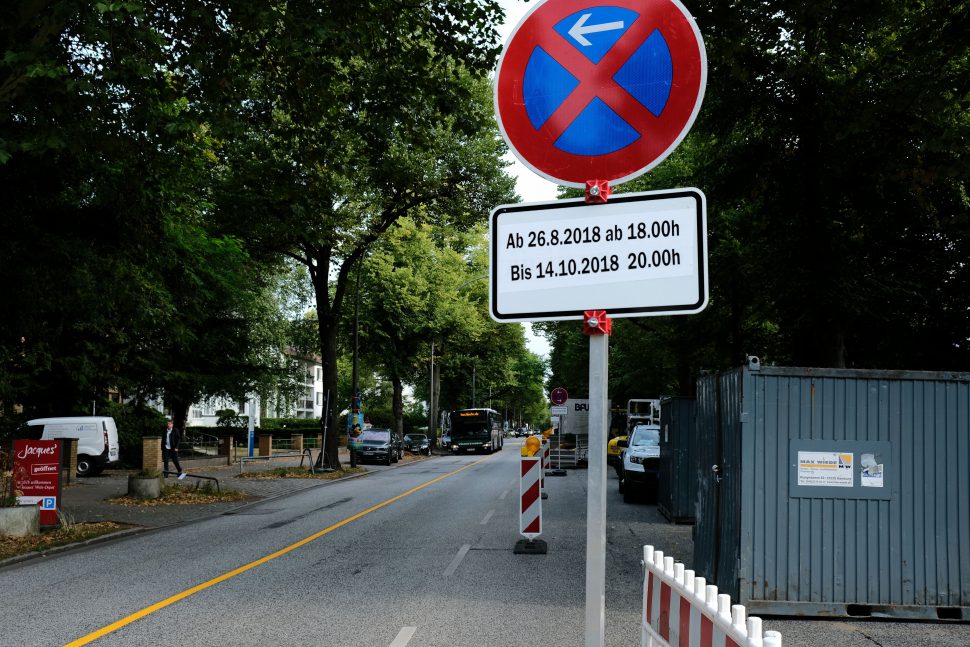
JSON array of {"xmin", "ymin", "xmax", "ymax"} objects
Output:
[{"xmin": 23, "ymin": 416, "xmax": 121, "ymax": 477}]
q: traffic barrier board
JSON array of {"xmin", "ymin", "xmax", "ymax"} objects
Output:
[{"xmin": 519, "ymin": 455, "xmax": 543, "ymax": 539}]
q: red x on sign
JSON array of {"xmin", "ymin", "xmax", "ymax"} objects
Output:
[{"xmin": 495, "ymin": 0, "xmax": 706, "ymax": 188}]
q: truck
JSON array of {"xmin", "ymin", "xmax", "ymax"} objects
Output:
[
  {"xmin": 626, "ymin": 398, "xmax": 661, "ymax": 428},
  {"xmin": 550, "ymin": 399, "xmax": 599, "ymax": 468}
]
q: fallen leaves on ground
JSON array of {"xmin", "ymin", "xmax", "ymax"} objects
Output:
[
  {"xmin": 0, "ymin": 521, "xmax": 135, "ymax": 560},
  {"xmin": 108, "ymin": 484, "xmax": 250, "ymax": 506},
  {"xmin": 237, "ymin": 466, "xmax": 367, "ymax": 480}
]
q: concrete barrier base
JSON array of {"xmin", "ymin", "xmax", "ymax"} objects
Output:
[
  {"xmin": 127, "ymin": 475, "xmax": 163, "ymax": 499},
  {"xmin": 513, "ymin": 539, "xmax": 547, "ymax": 555},
  {"xmin": 0, "ymin": 506, "xmax": 40, "ymax": 537}
]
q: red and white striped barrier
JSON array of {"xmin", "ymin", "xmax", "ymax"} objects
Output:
[
  {"xmin": 519, "ymin": 455, "xmax": 542, "ymax": 538},
  {"xmin": 642, "ymin": 545, "xmax": 782, "ymax": 647}
]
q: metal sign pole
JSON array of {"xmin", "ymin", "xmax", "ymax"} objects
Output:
[{"xmin": 584, "ymin": 312, "xmax": 610, "ymax": 647}]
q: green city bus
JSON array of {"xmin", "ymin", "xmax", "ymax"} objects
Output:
[{"xmin": 448, "ymin": 408, "xmax": 504, "ymax": 454}]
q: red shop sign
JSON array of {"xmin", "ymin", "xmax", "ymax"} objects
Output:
[{"xmin": 13, "ymin": 439, "xmax": 62, "ymax": 527}]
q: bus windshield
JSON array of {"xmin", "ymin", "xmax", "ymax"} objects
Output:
[{"xmin": 451, "ymin": 421, "xmax": 490, "ymax": 438}]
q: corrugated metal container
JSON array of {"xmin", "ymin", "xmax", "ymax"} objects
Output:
[
  {"xmin": 693, "ymin": 359, "xmax": 970, "ymax": 619},
  {"xmin": 658, "ymin": 396, "xmax": 697, "ymax": 523}
]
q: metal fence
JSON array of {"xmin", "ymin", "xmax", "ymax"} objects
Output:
[{"xmin": 180, "ymin": 430, "xmax": 219, "ymax": 457}]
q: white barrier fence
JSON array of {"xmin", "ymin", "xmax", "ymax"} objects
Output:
[{"xmin": 642, "ymin": 545, "xmax": 782, "ymax": 647}]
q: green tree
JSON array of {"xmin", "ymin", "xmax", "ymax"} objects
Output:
[
  {"xmin": 0, "ymin": 1, "xmax": 290, "ymax": 422},
  {"xmin": 211, "ymin": 1, "xmax": 513, "ymax": 469},
  {"xmin": 690, "ymin": 0, "xmax": 969, "ymax": 368}
]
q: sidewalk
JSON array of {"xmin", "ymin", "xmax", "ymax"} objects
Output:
[{"xmin": 59, "ymin": 446, "xmax": 363, "ymax": 529}]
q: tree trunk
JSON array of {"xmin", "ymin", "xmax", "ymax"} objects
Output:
[
  {"xmin": 316, "ymin": 310, "xmax": 343, "ymax": 470},
  {"xmin": 169, "ymin": 398, "xmax": 190, "ymax": 432},
  {"xmin": 392, "ymin": 374, "xmax": 404, "ymax": 437}
]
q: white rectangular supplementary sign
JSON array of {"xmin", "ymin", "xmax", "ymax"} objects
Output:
[
  {"xmin": 550, "ymin": 405, "xmax": 568, "ymax": 415},
  {"xmin": 489, "ymin": 189, "xmax": 708, "ymax": 322}
]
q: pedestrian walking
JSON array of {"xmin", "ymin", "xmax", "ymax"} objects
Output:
[{"xmin": 163, "ymin": 419, "xmax": 187, "ymax": 480}]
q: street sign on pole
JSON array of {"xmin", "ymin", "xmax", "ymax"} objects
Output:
[
  {"xmin": 489, "ymin": 189, "xmax": 708, "ymax": 323},
  {"xmin": 550, "ymin": 405, "xmax": 568, "ymax": 416},
  {"xmin": 495, "ymin": 0, "xmax": 706, "ymax": 188},
  {"xmin": 551, "ymin": 387, "xmax": 569, "ymax": 405},
  {"xmin": 492, "ymin": 2, "xmax": 708, "ymax": 645}
]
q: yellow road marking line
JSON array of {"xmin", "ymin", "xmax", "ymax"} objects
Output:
[{"xmin": 66, "ymin": 456, "xmax": 493, "ymax": 646}]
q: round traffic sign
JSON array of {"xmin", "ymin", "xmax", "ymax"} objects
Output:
[
  {"xmin": 495, "ymin": 0, "xmax": 706, "ymax": 188},
  {"xmin": 550, "ymin": 387, "xmax": 569, "ymax": 405}
]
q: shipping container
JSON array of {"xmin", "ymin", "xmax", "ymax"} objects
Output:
[
  {"xmin": 658, "ymin": 396, "xmax": 697, "ymax": 523},
  {"xmin": 693, "ymin": 358, "xmax": 970, "ymax": 620}
]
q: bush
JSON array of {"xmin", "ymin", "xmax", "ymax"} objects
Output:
[
  {"xmin": 215, "ymin": 409, "xmax": 247, "ymax": 430},
  {"xmin": 257, "ymin": 418, "xmax": 323, "ymax": 435}
]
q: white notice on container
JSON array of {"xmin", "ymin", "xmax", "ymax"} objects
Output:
[
  {"xmin": 860, "ymin": 453, "xmax": 884, "ymax": 488},
  {"xmin": 797, "ymin": 451, "xmax": 854, "ymax": 487}
]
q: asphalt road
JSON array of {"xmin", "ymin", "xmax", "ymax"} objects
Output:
[{"xmin": 0, "ymin": 438, "xmax": 967, "ymax": 646}]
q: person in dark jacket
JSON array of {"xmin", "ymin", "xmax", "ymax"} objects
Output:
[{"xmin": 163, "ymin": 419, "xmax": 186, "ymax": 479}]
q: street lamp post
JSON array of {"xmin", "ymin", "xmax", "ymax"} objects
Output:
[
  {"xmin": 349, "ymin": 262, "xmax": 361, "ymax": 469},
  {"xmin": 428, "ymin": 339, "xmax": 436, "ymax": 441}
]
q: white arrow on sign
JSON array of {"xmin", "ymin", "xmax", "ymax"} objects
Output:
[{"xmin": 568, "ymin": 13, "xmax": 625, "ymax": 47}]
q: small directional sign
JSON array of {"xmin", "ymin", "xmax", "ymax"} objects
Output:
[{"xmin": 495, "ymin": 0, "xmax": 706, "ymax": 187}]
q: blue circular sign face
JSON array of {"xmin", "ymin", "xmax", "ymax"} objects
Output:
[{"xmin": 495, "ymin": 0, "xmax": 707, "ymax": 188}]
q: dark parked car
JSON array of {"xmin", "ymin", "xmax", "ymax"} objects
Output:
[
  {"xmin": 356, "ymin": 428, "xmax": 403, "ymax": 465},
  {"xmin": 403, "ymin": 433, "xmax": 432, "ymax": 456}
]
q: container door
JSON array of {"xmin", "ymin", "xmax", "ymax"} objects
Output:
[
  {"xmin": 714, "ymin": 369, "xmax": 743, "ymax": 597},
  {"xmin": 692, "ymin": 373, "xmax": 719, "ymax": 579},
  {"xmin": 692, "ymin": 370, "xmax": 743, "ymax": 598}
]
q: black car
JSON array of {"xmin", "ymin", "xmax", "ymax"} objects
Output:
[
  {"xmin": 403, "ymin": 433, "xmax": 432, "ymax": 456},
  {"xmin": 356, "ymin": 428, "xmax": 403, "ymax": 465}
]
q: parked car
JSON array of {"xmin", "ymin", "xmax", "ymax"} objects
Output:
[
  {"xmin": 403, "ymin": 433, "xmax": 432, "ymax": 456},
  {"xmin": 618, "ymin": 424, "xmax": 661, "ymax": 502},
  {"xmin": 356, "ymin": 428, "xmax": 402, "ymax": 465},
  {"xmin": 21, "ymin": 416, "xmax": 121, "ymax": 477}
]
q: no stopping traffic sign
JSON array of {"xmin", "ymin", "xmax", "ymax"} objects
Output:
[{"xmin": 495, "ymin": 0, "xmax": 707, "ymax": 187}]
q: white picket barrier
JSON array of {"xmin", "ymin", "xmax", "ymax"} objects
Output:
[{"xmin": 641, "ymin": 545, "xmax": 782, "ymax": 647}]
